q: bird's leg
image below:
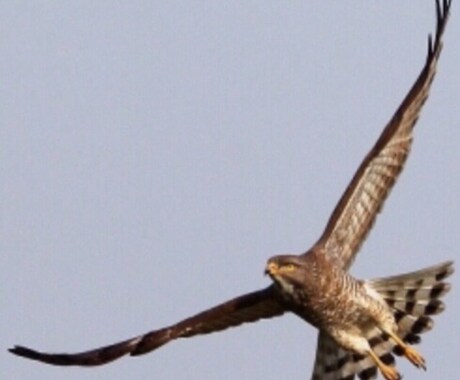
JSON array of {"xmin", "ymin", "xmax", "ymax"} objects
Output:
[
  {"xmin": 367, "ymin": 349, "xmax": 401, "ymax": 380},
  {"xmin": 385, "ymin": 329, "xmax": 426, "ymax": 370}
]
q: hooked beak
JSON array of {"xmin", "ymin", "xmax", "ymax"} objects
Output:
[{"xmin": 264, "ymin": 262, "xmax": 279, "ymax": 276}]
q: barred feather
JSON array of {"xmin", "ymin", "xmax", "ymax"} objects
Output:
[
  {"xmin": 371, "ymin": 261, "xmax": 453, "ymax": 348},
  {"xmin": 370, "ymin": 261, "xmax": 453, "ymax": 316},
  {"xmin": 312, "ymin": 329, "xmax": 395, "ymax": 380},
  {"xmin": 311, "ymin": 261, "xmax": 453, "ymax": 379}
]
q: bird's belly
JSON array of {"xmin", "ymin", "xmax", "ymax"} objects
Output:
[{"xmin": 290, "ymin": 289, "xmax": 381, "ymax": 333}]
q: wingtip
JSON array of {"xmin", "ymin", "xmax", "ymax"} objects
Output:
[
  {"xmin": 9, "ymin": 345, "xmax": 22, "ymax": 355},
  {"xmin": 427, "ymin": 0, "xmax": 451, "ymax": 60},
  {"xmin": 9, "ymin": 345, "xmax": 39, "ymax": 359}
]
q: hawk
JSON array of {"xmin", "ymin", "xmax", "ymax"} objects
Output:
[{"xmin": 9, "ymin": 1, "xmax": 454, "ymax": 379}]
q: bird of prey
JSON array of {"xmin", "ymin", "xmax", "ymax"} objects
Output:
[{"xmin": 9, "ymin": 1, "xmax": 453, "ymax": 379}]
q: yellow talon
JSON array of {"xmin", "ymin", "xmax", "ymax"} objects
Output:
[
  {"xmin": 368, "ymin": 349, "xmax": 401, "ymax": 380},
  {"xmin": 379, "ymin": 364, "xmax": 401, "ymax": 380},
  {"xmin": 386, "ymin": 330, "xmax": 426, "ymax": 370},
  {"xmin": 404, "ymin": 345, "xmax": 426, "ymax": 370}
]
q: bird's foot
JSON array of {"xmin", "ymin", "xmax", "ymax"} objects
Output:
[
  {"xmin": 378, "ymin": 363, "xmax": 401, "ymax": 380},
  {"xmin": 403, "ymin": 345, "xmax": 426, "ymax": 370},
  {"xmin": 385, "ymin": 329, "xmax": 426, "ymax": 370}
]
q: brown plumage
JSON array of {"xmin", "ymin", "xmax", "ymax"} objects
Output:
[
  {"xmin": 310, "ymin": 261, "xmax": 453, "ymax": 380},
  {"xmin": 9, "ymin": 1, "xmax": 453, "ymax": 379}
]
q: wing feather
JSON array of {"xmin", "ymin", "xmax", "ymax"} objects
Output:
[
  {"xmin": 313, "ymin": 0, "xmax": 451, "ymax": 269},
  {"xmin": 9, "ymin": 286, "xmax": 284, "ymax": 366}
]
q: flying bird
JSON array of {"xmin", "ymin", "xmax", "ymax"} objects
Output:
[{"xmin": 9, "ymin": 1, "xmax": 453, "ymax": 379}]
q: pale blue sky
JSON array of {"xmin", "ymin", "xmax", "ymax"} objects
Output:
[{"xmin": 2, "ymin": 2, "xmax": 459, "ymax": 380}]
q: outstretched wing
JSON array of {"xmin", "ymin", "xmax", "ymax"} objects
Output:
[
  {"xmin": 313, "ymin": 0, "xmax": 451, "ymax": 270},
  {"xmin": 9, "ymin": 286, "xmax": 284, "ymax": 366}
]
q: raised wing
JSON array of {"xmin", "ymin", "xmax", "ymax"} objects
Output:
[
  {"xmin": 9, "ymin": 286, "xmax": 284, "ymax": 366},
  {"xmin": 313, "ymin": 0, "xmax": 451, "ymax": 270}
]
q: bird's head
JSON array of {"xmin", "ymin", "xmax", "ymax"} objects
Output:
[{"xmin": 265, "ymin": 255, "xmax": 307, "ymax": 295}]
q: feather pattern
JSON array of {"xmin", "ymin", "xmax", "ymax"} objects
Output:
[
  {"xmin": 311, "ymin": 261, "xmax": 453, "ymax": 379},
  {"xmin": 314, "ymin": 0, "xmax": 451, "ymax": 270},
  {"xmin": 8, "ymin": 1, "xmax": 453, "ymax": 378}
]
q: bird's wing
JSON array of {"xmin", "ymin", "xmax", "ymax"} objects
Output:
[
  {"xmin": 9, "ymin": 286, "xmax": 284, "ymax": 366},
  {"xmin": 313, "ymin": 0, "xmax": 451, "ymax": 270}
]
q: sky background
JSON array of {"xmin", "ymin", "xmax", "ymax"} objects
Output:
[{"xmin": 2, "ymin": 2, "xmax": 459, "ymax": 379}]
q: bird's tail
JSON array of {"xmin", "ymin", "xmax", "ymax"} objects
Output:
[
  {"xmin": 369, "ymin": 260, "xmax": 453, "ymax": 346},
  {"xmin": 311, "ymin": 261, "xmax": 454, "ymax": 380}
]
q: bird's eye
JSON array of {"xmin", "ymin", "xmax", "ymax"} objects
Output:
[{"xmin": 285, "ymin": 264, "xmax": 295, "ymax": 271}]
